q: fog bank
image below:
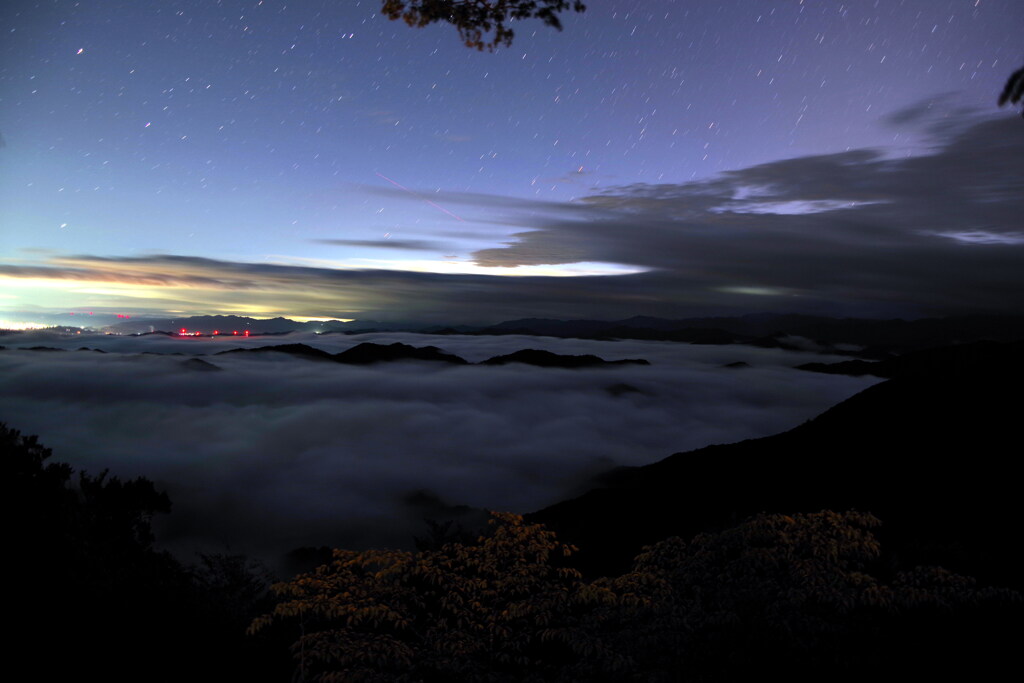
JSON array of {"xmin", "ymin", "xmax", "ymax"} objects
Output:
[{"xmin": 0, "ymin": 331, "xmax": 878, "ymax": 564}]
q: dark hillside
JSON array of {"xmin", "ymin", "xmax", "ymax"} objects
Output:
[{"xmin": 531, "ymin": 341, "xmax": 1023, "ymax": 585}]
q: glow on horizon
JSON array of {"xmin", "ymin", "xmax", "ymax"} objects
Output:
[
  {"xmin": 0, "ymin": 312, "xmax": 358, "ymax": 330},
  {"xmin": 720, "ymin": 199, "xmax": 888, "ymax": 215},
  {"xmin": 717, "ymin": 285, "xmax": 792, "ymax": 297},
  {"xmin": 289, "ymin": 316, "xmax": 356, "ymax": 323},
  {"xmin": 274, "ymin": 255, "xmax": 649, "ymax": 277},
  {"xmin": 0, "ymin": 321, "xmax": 55, "ymax": 330},
  {"xmin": 934, "ymin": 230, "xmax": 1024, "ymax": 245}
]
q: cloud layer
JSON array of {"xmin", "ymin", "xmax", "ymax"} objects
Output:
[
  {"xmin": 2, "ymin": 113, "xmax": 1021, "ymax": 323},
  {"xmin": 0, "ymin": 332, "xmax": 876, "ymax": 567},
  {"xmin": 466, "ymin": 115, "xmax": 1024, "ymax": 316}
]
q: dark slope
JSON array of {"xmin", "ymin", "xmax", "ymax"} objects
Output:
[
  {"xmin": 214, "ymin": 342, "xmax": 651, "ymax": 368},
  {"xmin": 180, "ymin": 358, "xmax": 222, "ymax": 372},
  {"xmin": 214, "ymin": 341, "xmax": 469, "ymax": 365},
  {"xmin": 481, "ymin": 349, "xmax": 649, "ymax": 368},
  {"xmin": 195, "ymin": 342, "xmax": 644, "ymax": 368},
  {"xmin": 334, "ymin": 342, "xmax": 469, "ymax": 365},
  {"xmin": 215, "ymin": 343, "xmax": 336, "ymax": 361},
  {"xmin": 530, "ymin": 343, "xmax": 1023, "ymax": 585}
]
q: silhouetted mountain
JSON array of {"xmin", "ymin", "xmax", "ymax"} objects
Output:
[
  {"xmin": 484, "ymin": 318, "xmax": 632, "ymax": 338},
  {"xmin": 795, "ymin": 358, "xmax": 881, "ymax": 376},
  {"xmin": 216, "ymin": 343, "xmax": 336, "ymax": 361},
  {"xmin": 181, "ymin": 358, "xmax": 222, "ymax": 372},
  {"xmin": 71, "ymin": 339, "xmax": 646, "ymax": 370},
  {"xmin": 481, "ymin": 349, "xmax": 649, "ymax": 368},
  {"xmin": 605, "ymin": 382, "xmax": 646, "ymax": 397},
  {"xmin": 609, "ymin": 325, "xmax": 741, "ymax": 344},
  {"xmin": 215, "ymin": 341, "xmax": 470, "ymax": 365},
  {"xmin": 334, "ymin": 342, "xmax": 469, "ymax": 365},
  {"xmin": 418, "ymin": 325, "xmax": 481, "ymax": 335},
  {"xmin": 530, "ymin": 340, "xmax": 1024, "ymax": 586}
]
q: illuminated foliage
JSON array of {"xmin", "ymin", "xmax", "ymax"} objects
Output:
[
  {"xmin": 598, "ymin": 511, "xmax": 889, "ymax": 676},
  {"xmin": 255, "ymin": 510, "xmax": 1021, "ymax": 682},
  {"xmin": 380, "ymin": 1, "xmax": 587, "ymax": 51},
  {"xmin": 250, "ymin": 512, "xmax": 606, "ymax": 682},
  {"xmin": 596, "ymin": 510, "xmax": 1020, "ymax": 680}
]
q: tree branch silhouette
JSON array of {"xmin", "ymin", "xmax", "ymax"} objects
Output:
[
  {"xmin": 381, "ymin": 0, "xmax": 586, "ymax": 51},
  {"xmin": 999, "ymin": 66, "xmax": 1024, "ymax": 117}
]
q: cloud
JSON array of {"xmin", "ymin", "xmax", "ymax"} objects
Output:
[
  {"xmin": 2, "ymin": 111, "xmax": 1022, "ymax": 323},
  {"xmin": 360, "ymin": 184, "xmax": 584, "ymax": 214},
  {"xmin": 314, "ymin": 238, "xmax": 451, "ymax": 252},
  {"xmin": 0, "ymin": 332, "xmax": 878, "ymax": 569},
  {"xmin": 881, "ymin": 93, "xmax": 961, "ymax": 127},
  {"xmin": 0, "ymin": 252, "xmax": 725, "ymax": 323},
  {"xmin": 465, "ymin": 114, "xmax": 1024, "ymax": 317}
]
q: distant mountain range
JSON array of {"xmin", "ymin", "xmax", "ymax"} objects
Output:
[
  {"xmin": 217, "ymin": 342, "xmax": 469, "ymax": 366},
  {"xmin": 216, "ymin": 342, "xmax": 645, "ymax": 368},
  {"xmin": 4, "ymin": 341, "xmax": 650, "ymax": 369},
  {"xmin": 103, "ymin": 313, "xmax": 1024, "ymax": 358}
]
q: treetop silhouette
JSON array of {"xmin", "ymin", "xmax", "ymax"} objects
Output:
[
  {"xmin": 381, "ymin": 0, "xmax": 587, "ymax": 51},
  {"xmin": 251, "ymin": 510, "xmax": 1021, "ymax": 682},
  {"xmin": 999, "ymin": 66, "xmax": 1024, "ymax": 117}
]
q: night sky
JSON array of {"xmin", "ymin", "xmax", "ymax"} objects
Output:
[{"xmin": 2, "ymin": 0, "xmax": 1022, "ymax": 326}]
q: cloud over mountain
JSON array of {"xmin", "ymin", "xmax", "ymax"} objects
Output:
[{"xmin": 0, "ymin": 332, "xmax": 876, "ymax": 566}]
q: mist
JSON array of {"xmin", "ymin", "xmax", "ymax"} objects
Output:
[{"xmin": 0, "ymin": 331, "xmax": 878, "ymax": 565}]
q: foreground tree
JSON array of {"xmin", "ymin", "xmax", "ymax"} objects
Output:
[
  {"xmin": 1000, "ymin": 65, "xmax": 1024, "ymax": 117},
  {"xmin": 254, "ymin": 510, "xmax": 1021, "ymax": 682},
  {"xmin": 2, "ymin": 423, "xmax": 290, "ymax": 682},
  {"xmin": 598, "ymin": 510, "xmax": 1022, "ymax": 680},
  {"xmin": 249, "ymin": 512, "xmax": 609, "ymax": 682},
  {"xmin": 381, "ymin": 0, "xmax": 586, "ymax": 51}
]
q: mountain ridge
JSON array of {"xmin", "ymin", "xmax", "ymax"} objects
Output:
[
  {"xmin": 528, "ymin": 339, "xmax": 1023, "ymax": 586},
  {"xmin": 99, "ymin": 313, "xmax": 1024, "ymax": 358}
]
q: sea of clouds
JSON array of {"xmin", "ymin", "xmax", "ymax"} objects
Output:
[{"xmin": 0, "ymin": 331, "xmax": 879, "ymax": 568}]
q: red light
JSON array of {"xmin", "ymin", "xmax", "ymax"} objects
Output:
[
  {"xmin": 244, "ymin": 330, "xmax": 250, "ymax": 337},
  {"xmin": 233, "ymin": 330, "xmax": 238, "ymax": 335},
  {"xmin": 181, "ymin": 328, "xmax": 187, "ymax": 334},
  {"xmin": 213, "ymin": 330, "xmax": 219, "ymax": 335}
]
